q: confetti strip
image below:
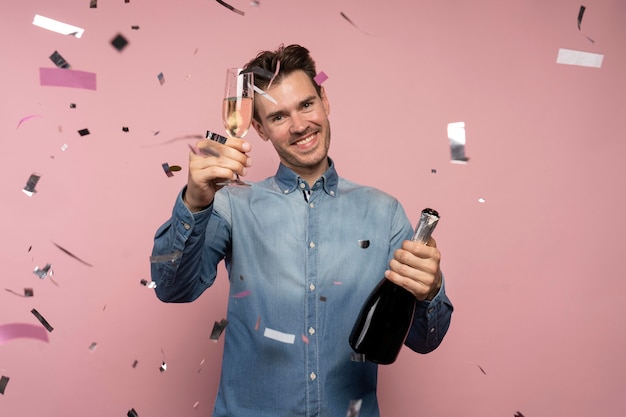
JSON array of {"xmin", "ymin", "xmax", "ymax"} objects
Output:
[
  {"xmin": 556, "ymin": 48, "xmax": 603, "ymax": 68},
  {"xmin": 16, "ymin": 114, "xmax": 42, "ymax": 129},
  {"xmin": 240, "ymin": 66, "xmax": 274, "ymax": 80},
  {"xmin": 477, "ymin": 364, "xmax": 487, "ymax": 374},
  {"xmin": 23, "ymin": 173, "xmax": 41, "ymax": 196},
  {"xmin": 346, "ymin": 399, "xmax": 363, "ymax": 417},
  {"xmin": 350, "ymin": 352, "xmax": 366, "ymax": 362},
  {"xmin": 206, "ymin": 130, "xmax": 228, "ymax": 144},
  {"xmin": 210, "ymin": 319, "xmax": 229, "ymax": 341},
  {"xmin": 78, "ymin": 128, "xmax": 90, "ymax": 136},
  {"xmin": 514, "ymin": 412, "xmax": 525, "ymax": 417},
  {"xmin": 255, "ymin": 315, "xmax": 261, "ymax": 330},
  {"xmin": 140, "ymin": 279, "xmax": 157, "ymax": 288},
  {"xmin": 132, "ymin": 360, "xmax": 138, "ymax": 368},
  {"xmin": 32, "ymin": 14, "xmax": 85, "ymax": 38},
  {"xmin": 577, "ymin": 5, "xmax": 585, "ymax": 30},
  {"xmin": 49, "ymin": 50, "xmax": 71, "ymax": 68},
  {"xmin": 314, "ymin": 71, "xmax": 328, "ymax": 85},
  {"xmin": 31, "ymin": 309, "xmax": 54, "ymax": 332},
  {"xmin": 301, "ymin": 334, "xmax": 310, "ymax": 344},
  {"xmin": 127, "ymin": 408, "xmax": 139, "ymax": 417},
  {"xmin": 162, "ymin": 163, "xmax": 174, "ymax": 177},
  {"xmin": 340, "ymin": 12, "xmax": 371, "ymax": 35},
  {"xmin": 263, "ymin": 327, "xmax": 295, "ymax": 344},
  {"xmin": 39, "ymin": 67, "xmax": 97, "ymax": 90},
  {"xmin": 216, "ymin": 0, "xmax": 245, "ymax": 16},
  {"xmin": 0, "ymin": 376, "xmax": 9, "ymax": 395},
  {"xmin": 52, "ymin": 241, "xmax": 93, "ymax": 267},
  {"xmin": 447, "ymin": 122, "xmax": 470, "ymax": 164},
  {"xmin": 4, "ymin": 288, "xmax": 34, "ymax": 297},
  {"xmin": 232, "ymin": 290, "xmax": 251, "ymax": 298},
  {"xmin": 267, "ymin": 60, "xmax": 280, "ymax": 89},
  {"xmin": 0, "ymin": 323, "xmax": 50, "ymax": 345},
  {"xmin": 149, "ymin": 251, "xmax": 182, "ymax": 263},
  {"xmin": 252, "ymin": 85, "xmax": 277, "ymax": 104}
]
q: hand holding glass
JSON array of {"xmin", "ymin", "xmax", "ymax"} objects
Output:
[{"xmin": 218, "ymin": 68, "xmax": 254, "ymax": 186}]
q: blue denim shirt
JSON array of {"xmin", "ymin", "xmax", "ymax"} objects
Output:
[{"xmin": 151, "ymin": 160, "xmax": 453, "ymax": 417}]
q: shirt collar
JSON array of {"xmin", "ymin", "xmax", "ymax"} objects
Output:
[{"xmin": 275, "ymin": 157, "xmax": 338, "ymax": 197}]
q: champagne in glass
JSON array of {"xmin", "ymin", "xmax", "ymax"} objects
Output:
[{"xmin": 218, "ymin": 68, "xmax": 254, "ymax": 186}]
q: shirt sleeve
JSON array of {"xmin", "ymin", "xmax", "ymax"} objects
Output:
[
  {"xmin": 404, "ymin": 275, "xmax": 454, "ymax": 353},
  {"xmin": 150, "ymin": 187, "xmax": 229, "ymax": 302}
]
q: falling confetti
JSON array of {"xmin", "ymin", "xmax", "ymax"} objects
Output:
[
  {"xmin": 357, "ymin": 240, "xmax": 370, "ymax": 248},
  {"xmin": 267, "ymin": 60, "xmax": 280, "ymax": 89},
  {"xmin": 162, "ymin": 163, "xmax": 174, "ymax": 177},
  {"xmin": 301, "ymin": 334, "xmax": 310, "ymax": 344},
  {"xmin": 89, "ymin": 342, "xmax": 98, "ymax": 352},
  {"xmin": 210, "ymin": 319, "xmax": 229, "ymax": 341},
  {"xmin": 149, "ymin": 251, "xmax": 182, "ymax": 264},
  {"xmin": 206, "ymin": 130, "xmax": 228, "ymax": 144},
  {"xmin": 216, "ymin": 0, "xmax": 245, "ymax": 16},
  {"xmin": 350, "ymin": 352, "xmax": 366, "ymax": 362},
  {"xmin": 32, "ymin": 14, "xmax": 85, "ymax": 38},
  {"xmin": 340, "ymin": 12, "xmax": 371, "ymax": 35},
  {"xmin": 127, "ymin": 408, "xmax": 138, "ymax": 417},
  {"xmin": 232, "ymin": 290, "xmax": 251, "ymax": 298},
  {"xmin": 252, "ymin": 85, "xmax": 277, "ymax": 104},
  {"xmin": 4, "ymin": 288, "xmax": 34, "ymax": 297},
  {"xmin": 514, "ymin": 412, "xmax": 525, "ymax": 417},
  {"xmin": 576, "ymin": 5, "xmax": 595, "ymax": 43},
  {"xmin": 111, "ymin": 33, "xmax": 129, "ymax": 51},
  {"xmin": 314, "ymin": 71, "xmax": 328, "ymax": 85},
  {"xmin": 157, "ymin": 72, "xmax": 165, "ymax": 86},
  {"xmin": 140, "ymin": 279, "xmax": 157, "ymax": 288},
  {"xmin": 52, "ymin": 241, "xmax": 93, "ymax": 267},
  {"xmin": 16, "ymin": 114, "xmax": 42, "ymax": 129},
  {"xmin": 447, "ymin": 122, "xmax": 470, "ymax": 164},
  {"xmin": 50, "ymin": 50, "xmax": 71, "ymax": 68},
  {"xmin": 31, "ymin": 309, "xmax": 54, "ymax": 332},
  {"xmin": 159, "ymin": 361, "xmax": 167, "ymax": 372},
  {"xmin": 346, "ymin": 399, "xmax": 362, "ymax": 417},
  {"xmin": 0, "ymin": 323, "xmax": 49, "ymax": 345},
  {"xmin": 477, "ymin": 364, "xmax": 487, "ymax": 374},
  {"xmin": 23, "ymin": 173, "xmax": 41, "ymax": 196},
  {"xmin": 263, "ymin": 327, "xmax": 295, "ymax": 344},
  {"xmin": 78, "ymin": 128, "xmax": 90, "ymax": 136},
  {"xmin": 90, "ymin": 0, "xmax": 97, "ymax": 8},
  {"xmin": 33, "ymin": 263, "xmax": 53, "ymax": 279},
  {"xmin": 0, "ymin": 376, "xmax": 9, "ymax": 395},
  {"xmin": 39, "ymin": 67, "xmax": 97, "ymax": 90}
]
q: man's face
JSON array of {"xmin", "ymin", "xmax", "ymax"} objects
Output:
[{"xmin": 252, "ymin": 70, "xmax": 331, "ymax": 181}]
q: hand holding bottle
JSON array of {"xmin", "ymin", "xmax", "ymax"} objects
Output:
[{"xmin": 385, "ymin": 235, "xmax": 442, "ymax": 301}]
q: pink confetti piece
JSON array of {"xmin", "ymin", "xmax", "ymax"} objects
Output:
[
  {"xmin": 255, "ymin": 315, "xmax": 261, "ymax": 330},
  {"xmin": 0, "ymin": 323, "xmax": 50, "ymax": 345},
  {"xmin": 333, "ymin": 281, "xmax": 343, "ymax": 285},
  {"xmin": 39, "ymin": 67, "xmax": 97, "ymax": 90},
  {"xmin": 301, "ymin": 334, "xmax": 309, "ymax": 344},
  {"xmin": 16, "ymin": 115, "xmax": 42, "ymax": 129},
  {"xmin": 267, "ymin": 60, "xmax": 280, "ymax": 89},
  {"xmin": 232, "ymin": 290, "xmax": 251, "ymax": 298},
  {"xmin": 314, "ymin": 71, "xmax": 328, "ymax": 85}
]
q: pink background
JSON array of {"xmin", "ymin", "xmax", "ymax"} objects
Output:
[{"xmin": 1, "ymin": 0, "xmax": 625, "ymax": 416}]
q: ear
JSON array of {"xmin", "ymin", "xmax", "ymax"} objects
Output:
[
  {"xmin": 252, "ymin": 118, "xmax": 269, "ymax": 141},
  {"xmin": 320, "ymin": 86, "xmax": 330, "ymax": 116}
]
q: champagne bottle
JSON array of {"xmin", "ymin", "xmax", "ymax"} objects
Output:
[{"xmin": 349, "ymin": 208, "xmax": 440, "ymax": 364}]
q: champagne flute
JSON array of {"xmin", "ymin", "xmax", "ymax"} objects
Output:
[{"xmin": 218, "ymin": 67, "xmax": 254, "ymax": 186}]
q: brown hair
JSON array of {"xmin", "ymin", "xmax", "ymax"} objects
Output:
[{"xmin": 244, "ymin": 44, "xmax": 322, "ymax": 121}]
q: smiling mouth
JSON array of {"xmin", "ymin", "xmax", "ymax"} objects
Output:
[{"xmin": 293, "ymin": 132, "xmax": 316, "ymax": 146}]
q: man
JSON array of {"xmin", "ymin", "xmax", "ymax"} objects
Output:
[{"xmin": 151, "ymin": 44, "xmax": 453, "ymax": 417}]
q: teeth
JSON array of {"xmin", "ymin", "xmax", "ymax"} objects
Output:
[{"xmin": 295, "ymin": 135, "xmax": 314, "ymax": 146}]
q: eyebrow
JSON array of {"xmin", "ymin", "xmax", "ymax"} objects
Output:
[{"xmin": 264, "ymin": 95, "xmax": 318, "ymax": 121}]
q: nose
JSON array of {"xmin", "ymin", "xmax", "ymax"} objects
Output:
[{"xmin": 289, "ymin": 112, "xmax": 307, "ymax": 135}]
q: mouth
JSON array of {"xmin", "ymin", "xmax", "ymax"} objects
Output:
[{"xmin": 292, "ymin": 131, "xmax": 317, "ymax": 146}]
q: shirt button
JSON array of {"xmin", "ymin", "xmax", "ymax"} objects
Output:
[
  {"xmin": 182, "ymin": 222, "xmax": 191, "ymax": 230},
  {"xmin": 308, "ymin": 327, "xmax": 315, "ymax": 335},
  {"xmin": 429, "ymin": 327, "xmax": 436, "ymax": 333},
  {"xmin": 309, "ymin": 202, "xmax": 315, "ymax": 208},
  {"xmin": 330, "ymin": 190, "xmax": 335, "ymax": 196},
  {"xmin": 309, "ymin": 283, "xmax": 315, "ymax": 291},
  {"xmin": 300, "ymin": 183, "xmax": 306, "ymax": 189},
  {"xmin": 427, "ymin": 307, "xmax": 434, "ymax": 314},
  {"xmin": 283, "ymin": 189, "xmax": 289, "ymax": 194},
  {"xmin": 309, "ymin": 372, "xmax": 316, "ymax": 380},
  {"xmin": 309, "ymin": 241, "xmax": 315, "ymax": 249}
]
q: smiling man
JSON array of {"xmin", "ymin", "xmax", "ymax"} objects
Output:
[{"xmin": 151, "ymin": 44, "xmax": 453, "ymax": 417}]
